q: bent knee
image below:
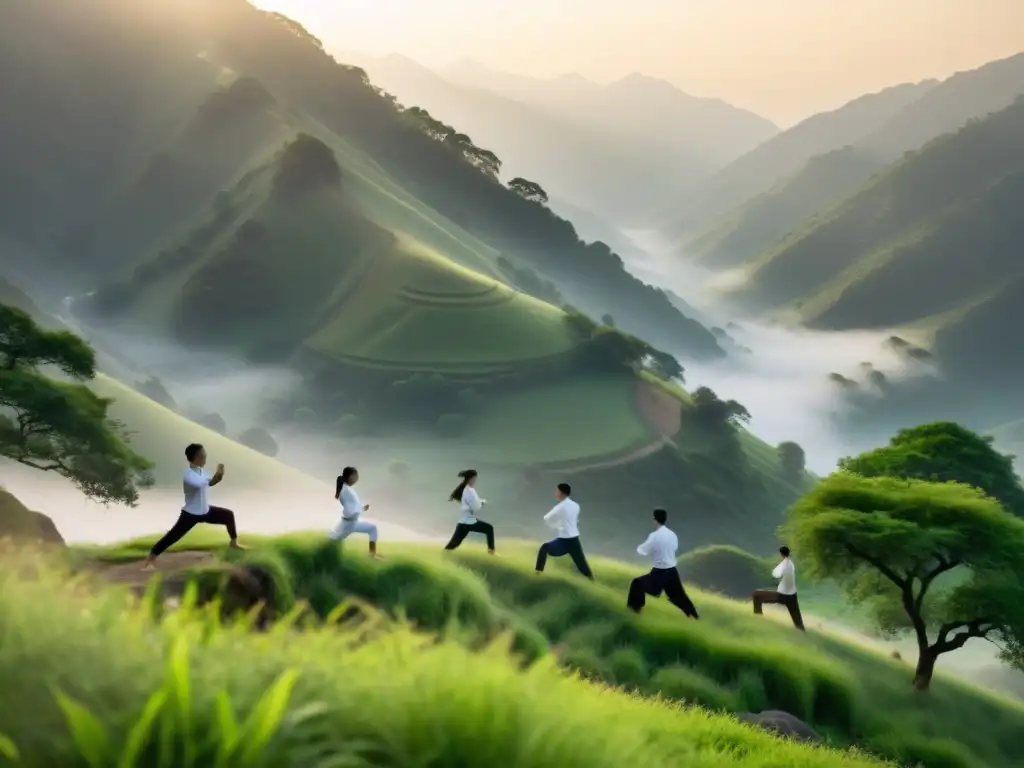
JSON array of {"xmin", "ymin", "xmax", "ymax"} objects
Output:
[{"xmin": 367, "ymin": 524, "xmax": 379, "ymax": 542}]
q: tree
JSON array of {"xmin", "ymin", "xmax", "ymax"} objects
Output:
[
  {"xmin": 644, "ymin": 349, "xmax": 684, "ymax": 383},
  {"xmin": 508, "ymin": 177, "xmax": 549, "ymax": 205},
  {"xmin": 272, "ymin": 133, "xmax": 341, "ymax": 196},
  {"xmin": 600, "ymin": 313, "xmax": 615, "ymax": 327},
  {"xmin": 785, "ymin": 472, "xmax": 1024, "ymax": 690},
  {"xmin": 839, "ymin": 421, "xmax": 1024, "ymax": 516},
  {"xmin": 691, "ymin": 386, "xmax": 750, "ymax": 429},
  {"xmin": 0, "ymin": 304, "xmax": 153, "ymax": 505},
  {"xmin": 777, "ymin": 441, "xmax": 806, "ymax": 479}
]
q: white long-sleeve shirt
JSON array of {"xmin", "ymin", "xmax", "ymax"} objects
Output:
[
  {"xmin": 773, "ymin": 557, "xmax": 797, "ymax": 595},
  {"xmin": 636, "ymin": 525, "xmax": 678, "ymax": 569},
  {"xmin": 339, "ymin": 484, "xmax": 363, "ymax": 520},
  {"xmin": 543, "ymin": 498, "xmax": 581, "ymax": 538},
  {"xmin": 182, "ymin": 466, "xmax": 211, "ymax": 516},
  {"xmin": 459, "ymin": 486, "xmax": 484, "ymax": 524}
]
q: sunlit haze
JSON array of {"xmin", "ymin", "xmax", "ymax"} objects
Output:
[{"xmin": 253, "ymin": 0, "xmax": 1023, "ymax": 125}]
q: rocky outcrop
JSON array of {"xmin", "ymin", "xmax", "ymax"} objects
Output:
[
  {"xmin": 735, "ymin": 710, "xmax": 822, "ymax": 743},
  {"xmin": 0, "ymin": 489, "xmax": 65, "ymax": 546}
]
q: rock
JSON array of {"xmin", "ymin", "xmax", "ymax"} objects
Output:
[
  {"xmin": 735, "ymin": 710, "xmax": 822, "ymax": 743},
  {"xmin": 0, "ymin": 489, "xmax": 65, "ymax": 546}
]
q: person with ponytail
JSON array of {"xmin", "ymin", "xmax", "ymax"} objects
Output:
[
  {"xmin": 443, "ymin": 469, "xmax": 496, "ymax": 554},
  {"xmin": 328, "ymin": 466, "xmax": 381, "ymax": 558}
]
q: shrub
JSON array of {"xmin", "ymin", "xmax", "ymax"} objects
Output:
[
  {"xmin": 437, "ymin": 413, "xmax": 468, "ymax": 437},
  {"xmin": 678, "ymin": 545, "xmax": 771, "ymax": 599},
  {"xmin": 195, "ymin": 412, "xmax": 227, "ymax": 435},
  {"xmin": 237, "ymin": 426, "xmax": 279, "ymax": 457}
]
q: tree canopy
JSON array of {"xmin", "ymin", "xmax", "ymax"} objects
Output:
[
  {"xmin": 0, "ymin": 304, "xmax": 152, "ymax": 505},
  {"xmin": 691, "ymin": 386, "xmax": 751, "ymax": 429},
  {"xmin": 838, "ymin": 421, "xmax": 1024, "ymax": 516},
  {"xmin": 777, "ymin": 441, "xmax": 806, "ymax": 479},
  {"xmin": 507, "ymin": 177, "xmax": 549, "ymax": 205},
  {"xmin": 785, "ymin": 471, "xmax": 1024, "ymax": 689}
]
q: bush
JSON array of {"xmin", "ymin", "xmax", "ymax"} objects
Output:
[
  {"xmin": 133, "ymin": 376, "xmax": 176, "ymax": 411},
  {"xmin": 195, "ymin": 412, "xmax": 227, "ymax": 435},
  {"xmin": 437, "ymin": 413, "xmax": 468, "ymax": 437},
  {"xmin": 237, "ymin": 426, "xmax": 279, "ymax": 457},
  {"xmin": 678, "ymin": 545, "xmax": 771, "ymax": 599}
]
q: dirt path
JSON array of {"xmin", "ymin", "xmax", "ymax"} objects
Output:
[{"xmin": 88, "ymin": 551, "xmax": 217, "ymax": 592}]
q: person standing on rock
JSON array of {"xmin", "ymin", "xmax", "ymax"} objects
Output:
[
  {"xmin": 534, "ymin": 482, "xmax": 594, "ymax": 579},
  {"xmin": 627, "ymin": 508, "xmax": 698, "ymax": 618},
  {"xmin": 443, "ymin": 469, "xmax": 496, "ymax": 554},
  {"xmin": 752, "ymin": 546, "xmax": 805, "ymax": 631},
  {"xmin": 329, "ymin": 466, "xmax": 381, "ymax": 558},
  {"xmin": 142, "ymin": 443, "xmax": 246, "ymax": 570}
]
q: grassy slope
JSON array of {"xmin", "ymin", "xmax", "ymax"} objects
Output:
[
  {"xmin": 0, "ymin": 551, "xmax": 886, "ymax": 768},
  {"xmin": 726, "ymin": 97, "xmax": 1024, "ymax": 336},
  {"xmin": 90, "ymin": 374, "xmax": 318, "ymax": 490},
  {"xmin": 66, "ymin": 536, "xmax": 1024, "ymax": 768}
]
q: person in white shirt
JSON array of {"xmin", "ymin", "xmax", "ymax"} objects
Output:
[
  {"xmin": 143, "ymin": 443, "xmax": 246, "ymax": 570},
  {"xmin": 328, "ymin": 466, "xmax": 381, "ymax": 558},
  {"xmin": 752, "ymin": 546, "xmax": 805, "ymax": 630},
  {"xmin": 534, "ymin": 483, "xmax": 593, "ymax": 579},
  {"xmin": 627, "ymin": 508, "xmax": 698, "ymax": 618},
  {"xmin": 443, "ymin": 469, "xmax": 495, "ymax": 554}
]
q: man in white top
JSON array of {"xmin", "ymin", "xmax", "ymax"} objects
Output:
[
  {"xmin": 627, "ymin": 508, "xmax": 698, "ymax": 618},
  {"xmin": 752, "ymin": 546, "xmax": 805, "ymax": 631},
  {"xmin": 143, "ymin": 443, "xmax": 245, "ymax": 570},
  {"xmin": 534, "ymin": 483, "xmax": 594, "ymax": 580}
]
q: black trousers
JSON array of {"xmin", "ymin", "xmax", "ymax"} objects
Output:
[
  {"xmin": 627, "ymin": 566, "xmax": 699, "ymax": 618},
  {"xmin": 444, "ymin": 520, "xmax": 495, "ymax": 551},
  {"xmin": 535, "ymin": 536, "xmax": 594, "ymax": 579},
  {"xmin": 149, "ymin": 506, "xmax": 238, "ymax": 557},
  {"xmin": 752, "ymin": 589, "xmax": 805, "ymax": 630}
]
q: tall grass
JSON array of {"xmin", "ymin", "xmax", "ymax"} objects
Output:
[{"xmin": 0, "ymin": 554, "xmax": 887, "ymax": 768}]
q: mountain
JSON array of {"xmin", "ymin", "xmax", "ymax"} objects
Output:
[
  {"xmin": 665, "ymin": 53, "xmax": 1024, "ymax": 263},
  {"xmin": 660, "ymin": 80, "xmax": 938, "ymax": 240},
  {"xmin": 348, "ymin": 53, "xmax": 691, "ymax": 223},
  {"xmin": 725, "ymin": 96, "xmax": 1024, "ymax": 393},
  {"xmin": 440, "ymin": 59, "xmax": 780, "ymax": 204},
  {"xmin": 0, "ymin": 0, "xmax": 818, "ymax": 556}
]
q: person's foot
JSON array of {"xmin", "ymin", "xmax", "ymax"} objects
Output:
[
  {"xmin": 141, "ymin": 559, "xmax": 156, "ymax": 572},
  {"xmin": 368, "ymin": 551, "xmax": 383, "ymax": 560},
  {"xmin": 229, "ymin": 540, "xmax": 248, "ymax": 550},
  {"xmin": 488, "ymin": 549, "xmax": 496, "ymax": 556},
  {"xmin": 535, "ymin": 570, "xmax": 542, "ymax": 576}
]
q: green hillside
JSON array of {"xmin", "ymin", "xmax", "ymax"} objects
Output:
[
  {"xmin": 0, "ymin": 545, "xmax": 895, "ymax": 768},
  {"xmin": 0, "ymin": 0, "xmax": 722, "ymax": 361},
  {"xmin": 684, "ymin": 148, "xmax": 886, "ymax": 269},
  {"xmin": 722, "ymin": 97, "xmax": 1024, "ymax": 355},
  {"xmin": 43, "ymin": 535, "xmax": 1024, "ymax": 768}
]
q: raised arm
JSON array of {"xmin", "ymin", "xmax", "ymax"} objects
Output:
[
  {"xmin": 543, "ymin": 502, "xmax": 564, "ymax": 529},
  {"xmin": 184, "ymin": 469, "xmax": 212, "ymax": 490},
  {"xmin": 209, "ymin": 463, "xmax": 225, "ymax": 487},
  {"xmin": 636, "ymin": 532, "xmax": 655, "ymax": 557},
  {"xmin": 771, "ymin": 561, "xmax": 784, "ymax": 580}
]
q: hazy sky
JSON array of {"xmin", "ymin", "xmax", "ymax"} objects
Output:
[{"xmin": 254, "ymin": 0, "xmax": 1023, "ymax": 125}]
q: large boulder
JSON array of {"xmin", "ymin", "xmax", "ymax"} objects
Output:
[
  {"xmin": 0, "ymin": 489, "xmax": 65, "ymax": 546},
  {"xmin": 735, "ymin": 710, "xmax": 822, "ymax": 743}
]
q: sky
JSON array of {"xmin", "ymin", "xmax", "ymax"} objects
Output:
[{"xmin": 252, "ymin": 0, "xmax": 1023, "ymax": 126}]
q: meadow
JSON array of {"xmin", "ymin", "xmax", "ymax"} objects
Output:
[{"xmin": 52, "ymin": 534, "xmax": 1024, "ymax": 768}]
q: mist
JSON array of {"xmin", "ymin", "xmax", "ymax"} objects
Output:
[{"xmin": 622, "ymin": 229, "xmax": 935, "ymax": 474}]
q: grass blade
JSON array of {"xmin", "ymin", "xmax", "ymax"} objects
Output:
[
  {"xmin": 238, "ymin": 669, "xmax": 301, "ymax": 764},
  {"xmin": 213, "ymin": 690, "xmax": 241, "ymax": 768},
  {"xmin": 118, "ymin": 688, "xmax": 169, "ymax": 768},
  {"xmin": 52, "ymin": 689, "xmax": 112, "ymax": 768},
  {"xmin": 166, "ymin": 634, "xmax": 195, "ymax": 767},
  {"xmin": 0, "ymin": 731, "xmax": 19, "ymax": 761}
]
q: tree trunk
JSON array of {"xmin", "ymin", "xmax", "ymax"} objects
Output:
[{"xmin": 913, "ymin": 648, "xmax": 938, "ymax": 691}]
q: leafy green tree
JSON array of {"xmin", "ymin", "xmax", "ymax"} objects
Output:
[
  {"xmin": 786, "ymin": 472, "xmax": 1024, "ymax": 690},
  {"xmin": 645, "ymin": 349, "xmax": 684, "ymax": 383},
  {"xmin": 839, "ymin": 421, "xmax": 1024, "ymax": 516},
  {"xmin": 600, "ymin": 313, "xmax": 615, "ymax": 327},
  {"xmin": 691, "ymin": 386, "xmax": 750, "ymax": 429},
  {"xmin": 777, "ymin": 441, "xmax": 806, "ymax": 479},
  {"xmin": 0, "ymin": 304, "xmax": 152, "ymax": 505},
  {"xmin": 508, "ymin": 177, "xmax": 549, "ymax": 205}
]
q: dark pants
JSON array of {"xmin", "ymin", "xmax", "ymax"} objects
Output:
[
  {"xmin": 149, "ymin": 506, "xmax": 238, "ymax": 557},
  {"xmin": 627, "ymin": 566, "xmax": 699, "ymax": 618},
  {"xmin": 535, "ymin": 536, "xmax": 593, "ymax": 579},
  {"xmin": 444, "ymin": 520, "xmax": 495, "ymax": 551},
  {"xmin": 752, "ymin": 589, "xmax": 805, "ymax": 630}
]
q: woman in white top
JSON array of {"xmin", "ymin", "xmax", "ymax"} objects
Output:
[
  {"xmin": 329, "ymin": 466, "xmax": 381, "ymax": 558},
  {"xmin": 442, "ymin": 469, "xmax": 496, "ymax": 554}
]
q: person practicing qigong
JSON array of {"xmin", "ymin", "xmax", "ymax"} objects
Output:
[
  {"xmin": 143, "ymin": 443, "xmax": 245, "ymax": 570},
  {"xmin": 443, "ymin": 469, "xmax": 495, "ymax": 554},
  {"xmin": 627, "ymin": 508, "xmax": 698, "ymax": 619},
  {"xmin": 329, "ymin": 466, "xmax": 381, "ymax": 558},
  {"xmin": 752, "ymin": 545, "xmax": 805, "ymax": 631},
  {"xmin": 534, "ymin": 482, "xmax": 593, "ymax": 579}
]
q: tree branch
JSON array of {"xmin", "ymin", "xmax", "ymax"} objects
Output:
[
  {"xmin": 844, "ymin": 542, "xmax": 908, "ymax": 588},
  {"xmin": 933, "ymin": 619, "xmax": 998, "ymax": 654},
  {"xmin": 914, "ymin": 557, "xmax": 961, "ymax": 613}
]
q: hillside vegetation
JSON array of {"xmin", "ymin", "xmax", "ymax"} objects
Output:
[
  {"xmin": 723, "ymin": 96, "xmax": 1024, "ymax": 386},
  {"xmin": 49, "ymin": 535, "xmax": 1024, "ymax": 768},
  {"xmin": 0, "ymin": 545, "xmax": 895, "ymax": 768},
  {"xmin": 0, "ymin": 0, "xmax": 721, "ymax": 362}
]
